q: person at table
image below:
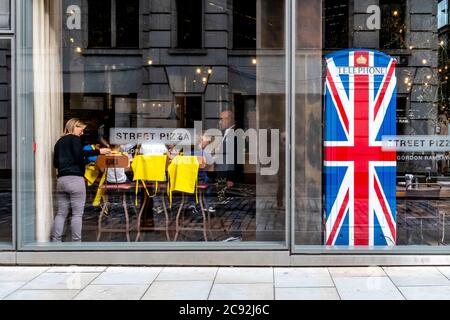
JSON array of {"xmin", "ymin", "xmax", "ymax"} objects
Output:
[
  {"xmin": 52, "ymin": 118, "xmax": 111, "ymax": 242},
  {"xmin": 105, "ymin": 144, "xmax": 131, "ymax": 184},
  {"xmin": 188, "ymin": 133, "xmax": 215, "ymax": 214}
]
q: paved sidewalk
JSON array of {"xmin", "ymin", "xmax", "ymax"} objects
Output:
[{"xmin": 1, "ymin": 266, "xmax": 450, "ymax": 300}]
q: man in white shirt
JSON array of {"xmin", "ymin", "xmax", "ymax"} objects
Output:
[{"xmin": 216, "ymin": 110, "xmax": 237, "ymax": 188}]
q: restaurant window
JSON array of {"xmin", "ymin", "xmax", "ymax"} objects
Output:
[
  {"xmin": 176, "ymin": 0, "xmax": 202, "ymax": 49},
  {"xmin": 323, "ymin": 0, "xmax": 349, "ymax": 49},
  {"xmin": 22, "ymin": 0, "xmax": 287, "ymax": 247},
  {"xmin": 0, "ymin": 0, "xmax": 10, "ymax": 30},
  {"xmin": 293, "ymin": 0, "xmax": 450, "ymax": 251},
  {"xmin": 380, "ymin": 0, "xmax": 406, "ymax": 49},
  {"xmin": 88, "ymin": 0, "xmax": 139, "ymax": 48},
  {"xmin": 0, "ymin": 39, "xmax": 11, "ymax": 244},
  {"xmin": 233, "ymin": 0, "xmax": 256, "ymax": 49}
]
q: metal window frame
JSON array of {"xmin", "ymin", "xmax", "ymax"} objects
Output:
[
  {"xmin": 14, "ymin": 0, "xmax": 290, "ymax": 253},
  {"xmin": 12, "ymin": 0, "xmax": 450, "ymax": 263},
  {"xmin": 0, "ymin": 0, "xmax": 15, "ymax": 250},
  {"xmin": 289, "ymin": 0, "xmax": 450, "ymax": 256}
]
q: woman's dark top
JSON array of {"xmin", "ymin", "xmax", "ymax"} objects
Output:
[{"xmin": 54, "ymin": 135, "xmax": 100, "ymax": 178}]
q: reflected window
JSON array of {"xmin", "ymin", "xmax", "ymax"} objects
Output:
[
  {"xmin": 261, "ymin": 0, "xmax": 285, "ymax": 48},
  {"xmin": 324, "ymin": 0, "xmax": 348, "ymax": 49},
  {"xmin": 380, "ymin": 0, "xmax": 406, "ymax": 49},
  {"xmin": 176, "ymin": 0, "xmax": 202, "ymax": 48},
  {"xmin": 439, "ymin": 0, "xmax": 448, "ymax": 29},
  {"xmin": 0, "ymin": 0, "xmax": 9, "ymax": 29},
  {"xmin": 88, "ymin": 0, "xmax": 139, "ymax": 48},
  {"xmin": 233, "ymin": 0, "xmax": 256, "ymax": 49}
]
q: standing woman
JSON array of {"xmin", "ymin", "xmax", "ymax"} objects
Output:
[{"xmin": 52, "ymin": 119, "xmax": 111, "ymax": 242}]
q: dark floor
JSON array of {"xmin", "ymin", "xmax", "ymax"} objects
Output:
[
  {"xmin": 0, "ymin": 192, "xmax": 12, "ymax": 243},
  {"xmin": 2, "ymin": 186, "xmax": 450, "ymax": 245},
  {"xmin": 78, "ymin": 183, "xmax": 286, "ymax": 242}
]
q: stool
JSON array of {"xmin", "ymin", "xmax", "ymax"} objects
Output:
[
  {"xmin": 174, "ymin": 184, "xmax": 209, "ymax": 242},
  {"xmin": 135, "ymin": 183, "xmax": 171, "ymax": 241},
  {"xmin": 97, "ymin": 183, "xmax": 133, "ymax": 242},
  {"xmin": 95, "ymin": 154, "xmax": 132, "ymax": 242}
]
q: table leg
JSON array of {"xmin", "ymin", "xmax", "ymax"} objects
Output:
[
  {"xmin": 123, "ymin": 192, "xmax": 130, "ymax": 242},
  {"xmin": 161, "ymin": 190, "xmax": 170, "ymax": 241},
  {"xmin": 135, "ymin": 195, "xmax": 148, "ymax": 242},
  {"xmin": 97, "ymin": 194, "xmax": 109, "ymax": 242},
  {"xmin": 198, "ymin": 190, "xmax": 208, "ymax": 242},
  {"xmin": 174, "ymin": 193, "xmax": 186, "ymax": 242}
]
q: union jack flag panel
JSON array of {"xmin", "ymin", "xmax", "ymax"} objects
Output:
[{"xmin": 324, "ymin": 49, "xmax": 397, "ymax": 246}]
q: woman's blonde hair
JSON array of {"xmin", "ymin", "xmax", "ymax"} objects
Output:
[{"xmin": 64, "ymin": 118, "xmax": 87, "ymax": 136}]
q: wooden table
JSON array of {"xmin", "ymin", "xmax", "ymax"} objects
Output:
[{"xmin": 397, "ymin": 184, "xmax": 450, "ymax": 199}]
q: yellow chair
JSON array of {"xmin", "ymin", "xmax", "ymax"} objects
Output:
[
  {"xmin": 132, "ymin": 154, "xmax": 171, "ymax": 241},
  {"xmin": 168, "ymin": 156, "xmax": 211, "ymax": 241}
]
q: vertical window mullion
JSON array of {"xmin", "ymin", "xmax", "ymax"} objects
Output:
[{"xmin": 111, "ymin": 0, "xmax": 116, "ymax": 48}]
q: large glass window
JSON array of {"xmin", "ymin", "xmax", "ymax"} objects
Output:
[
  {"xmin": 23, "ymin": 0, "xmax": 286, "ymax": 246},
  {"xmin": 0, "ymin": 39, "xmax": 11, "ymax": 244},
  {"xmin": 295, "ymin": 0, "xmax": 450, "ymax": 251}
]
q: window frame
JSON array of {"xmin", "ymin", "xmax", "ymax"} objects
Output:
[
  {"xmin": 172, "ymin": 0, "xmax": 204, "ymax": 50},
  {"xmin": 87, "ymin": 0, "xmax": 140, "ymax": 49},
  {"xmin": 0, "ymin": 35, "xmax": 15, "ymax": 249}
]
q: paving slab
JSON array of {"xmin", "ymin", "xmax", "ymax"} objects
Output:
[
  {"xmin": 398, "ymin": 286, "xmax": 450, "ymax": 300},
  {"xmin": 0, "ymin": 267, "xmax": 48, "ymax": 282},
  {"xmin": 334, "ymin": 277, "xmax": 404, "ymax": 300},
  {"xmin": 329, "ymin": 267, "xmax": 386, "ymax": 278},
  {"xmin": 47, "ymin": 266, "xmax": 107, "ymax": 273},
  {"xmin": 383, "ymin": 267, "xmax": 450, "ymax": 287},
  {"xmin": 142, "ymin": 281, "xmax": 213, "ymax": 300},
  {"xmin": 5, "ymin": 289, "xmax": 80, "ymax": 300},
  {"xmin": 215, "ymin": 268, "xmax": 273, "ymax": 284},
  {"xmin": 75, "ymin": 284, "xmax": 149, "ymax": 300},
  {"xmin": 275, "ymin": 287, "xmax": 340, "ymax": 300},
  {"xmin": 156, "ymin": 267, "xmax": 217, "ymax": 281},
  {"xmin": 0, "ymin": 282, "xmax": 25, "ymax": 299},
  {"xmin": 93, "ymin": 267, "xmax": 161, "ymax": 285},
  {"xmin": 274, "ymin": 268, "xmax": 334, "ymax": 288},
  {"xmin": 209, "ymin": 284, "xmax": 274, "ymax": 300},
  {"xmin": 22, "ymin": 272, "xmax": 100, "ymax": 290}
]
